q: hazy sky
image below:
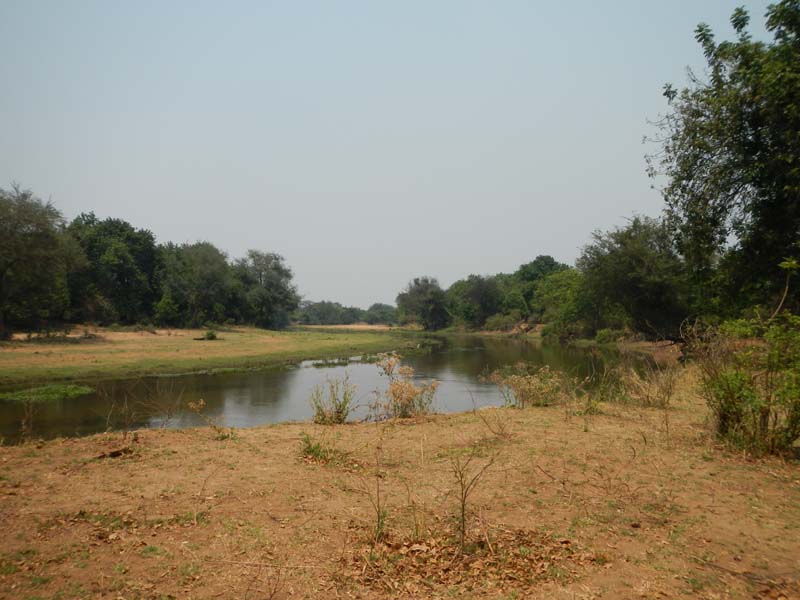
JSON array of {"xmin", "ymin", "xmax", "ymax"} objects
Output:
[{"xmin": 0, "ymin": 1, "xmax": 772, "ymax": 307}]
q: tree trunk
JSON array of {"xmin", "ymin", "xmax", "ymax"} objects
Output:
[{"xmin": 0, "ymin": 310, "xmax": 10, "ymax": 340}]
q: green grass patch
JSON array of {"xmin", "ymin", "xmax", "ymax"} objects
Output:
[{"xmin": 0, "ymin": 384, "xmax": 93, "ymax": 403}]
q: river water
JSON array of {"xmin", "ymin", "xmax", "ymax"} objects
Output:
[{"xmin": 0, "ymin": 335, "xmax": 611, "ymax": 441}]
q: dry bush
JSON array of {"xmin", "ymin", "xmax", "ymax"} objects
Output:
[
  {"xmin": 187, "ymin": 399, "xmax": 237, "ymax": 440},
  {"xmin": 487, "ymin": 363, "xmax": 568, "ymax": 408},
  {"xmin": 621, "ymin": 363, "xmax": 679, "ymax": 409},
  {"xmin": 474, "ymin": 406, "xmax": 515, "ymax": 440},
  {"xmin": 372, "ymin": 353, "xmax": 438, "ymax": 419},
  {"xmin": 450, "ymin": 445, "xmax": 495, "ymax": 552}
]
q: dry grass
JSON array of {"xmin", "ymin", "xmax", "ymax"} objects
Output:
[
  {"xmin": 0, "ymin": 326, "xmax": 416, "ymax": 386},
  {"xmin": 0, "ymin": 367, "xmax": 798, "ymax": 599}
]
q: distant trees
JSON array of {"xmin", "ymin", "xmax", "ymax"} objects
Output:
[
  {"xmin": 394, "ymin": 256, "xmax": 574, "ymax": 332},
  {"xmin": 156, "ymin": 242, "xmax": 233, "ymax": 327},
  {"xmin": 294, "ymin": 300, "xmax": 398, "ymax": 326},
  {"xmin": 234, "ymin": 250, "xmax": 299, "ymax": 329},
  {"xmin": 446, "ymin": 275, "xmax": 501, "ymax": 329},
  {"xmin": 514, "ymin": 255, "xmax": 569, "ymax": 310},
  {"xmin": 153, "ymin": 244, "xmax": 299, "ymax": 328},
  {"xmin": 396, "ymin": 277, "xmax": 450, "ymax": 330},
  {"xmin": 296, "ymin": 301, "xmax": 364, "ymax": 326},
  {"xmin": 0, "ymin": 185, "xmax": 303, "ymax": 334},
  {"xmin": 364, "ymin": 303, "xmax": 397, "ymax": 325},
  {"xmin": 0, "ymin": 186, "xmax": 82, "ymax": 339},
  {"xmin": 531, "ymin": 268, "xmax": 590, "ymax": 340}
]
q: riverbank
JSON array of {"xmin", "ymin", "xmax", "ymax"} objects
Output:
[
  {"xmin": 0, "ymin": 368, "xmax": 797, "ymax": 599},
  {"xmin": 0, "ymin": 326, "xmax": 422, "ymax": 388}
]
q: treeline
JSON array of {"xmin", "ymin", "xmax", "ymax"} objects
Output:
[
  {"xmin": 397, "ymin": 4, "xmax": 800, "ymax": 340},
  {"xmin": 296, "ymin": 301, "xmax": 397, "ymax": 326},
  {"xmin": 0, "ymin": 187, "xmax": 302, "ymax": 339},
  {"xmin": 395, "ymin": 218, "xmax": 692, "ymax": 339},
  {"xmin": 394, "ymin": 256, "xmax": 569, "ymax": 333}
]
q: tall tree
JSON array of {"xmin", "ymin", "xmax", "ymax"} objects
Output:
[
  {"xmin": 234, "ymin": 250, "xmax": 299, "ymax": 329},
  {"xmin": 514, "ymin": 255, "xmax": 569, "ymax": 308},
  {"xmin": 155, "ymin": 242, "xmax": 231, "ymax": 326},
  {"xmin": 67, "ymin": 213, "xmax": 159, "ymax": 323},
  {"xmin": 650, "ymin": 1, "xmax": 800, "ymax": 311},
  {"xmin": 531, "ymin": 268, "xmax": 591, "ymax": 340},
  {"xmin": 396, "ymin": 276, "xmax": 450, "ymax": 330},
  {"xmin": 364, "ymin": 303, "xmax": 397, "ymax": 325},
  {"xmin": 446, "ymin": 275, "xmax": 502, "ymax": 328},
  {"xmin": 577, "ymin": 217, "xmax": 688, "ymax": 339},
  {"xmin": 0, "ymin": 186, "xmax": 83, "ymax": 338}
]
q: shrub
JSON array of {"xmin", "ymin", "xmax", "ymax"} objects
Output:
[
  {"xmin": 310, "ymin": 374, "xmax": 355, "ymax": 424},
  {"xmin": 203, "ymin": 330, "xmax": 217, "ymax": 341},
  {"xmin": 488, "ymin": 363, "xmax": 567, "ymax": 408},
  {"xmin": 373, "ymin": 353, "xmax": 438, "ymax": 418},
  {"xmin": 595, "ymin": 328, "xmax": 624, "ymax": 345},
  {"xmin": 299, "ymin": 433, "xmax": 346, "ymax": 464},
  {"xmin": 685, "ymin": 313, "xmax": 800, "ymax": 454},
  {"xmin": 484, "ymin": 311, "xmax": 521, "ymax": 332},
  {"xmin": 619, "ymin": 363, "xmax": 678, "ymax": 409}
]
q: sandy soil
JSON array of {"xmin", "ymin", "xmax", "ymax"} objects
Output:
[{"xmin": 0, "ymin": 367, "xmax": 798, "ymax": 599}]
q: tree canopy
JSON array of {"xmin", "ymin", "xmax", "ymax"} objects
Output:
[
  {"xmin": 650, "ymin": 0, "xmax": 800, "ymax": 312},
  {"xmin": 0, "ymin": 186, "xmax": 81, "ymax": 339},
  {"xmin": 396, "ymin": 277, "xmax": 450, "ymax": 330}
]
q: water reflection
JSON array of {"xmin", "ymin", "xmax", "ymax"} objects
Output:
[{"xmin": 0, "ymin": 336, "xmax": 612, "ymax": 441}]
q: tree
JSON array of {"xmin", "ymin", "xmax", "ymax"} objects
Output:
[
  {"xmin": 67, "ymin": 213, "xmax": 159, "ymax": 323},
  {"xmin": 396, "ymin": 276, "xmax": 450, "ymax": 330},
  {"xmin": 0, "ymin": 185, "xmax": 83, "ymax": 338},
  {"xmin": 577, "ymin": 216, "xmax": 689, "ymax": 339},
  {"xmin": 446, "ymin": 275, "xmax": 502, "ymax": 328},
  {"xmin": 650, "ymin": 1, "xmax": 800, "ymax": 312},
  {"xmin": 364, "ymin": 303, "xmax": 398, "ymax": 325},
  {"xmin": 532, "ymin": 268, "xmax": 591, "ymax": 340},
  {"xmin": 296, "ymin": 301, "xmax": 367, "ymax": 325},
  {"xmin": 494, "ymin": 273, "xmax": 529, "ymax": 318},
  {"xmin": 157, "ymin": 242, "xmax": 232, "ymax": 326},
  {"xmin": 513, "ymin": 255, "xmax": 569, "ymax": 308},
  {"xmin": 234, "ymin": 250, "xmax": 299, "ymax": 329}
]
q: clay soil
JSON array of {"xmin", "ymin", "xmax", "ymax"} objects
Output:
[{"xmin": 1, "ymin": 368, "xmax": 798, "ymax": 599}]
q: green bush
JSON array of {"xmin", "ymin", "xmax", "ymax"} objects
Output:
[
  {"xmin": 203, "ymin": 330, "xmax": 217, "ymax": 341},
  {"xmin": 309, "ymin": 375, "xmax": 355, "ymax": 424},
  {"xmin": 688, "ymin": 313, "xmax": 800, "ymax": 454},
  {"xmin": 0, "ymin": 384, "xmax": 93, "ymax": 404},
  {"xmin": 594, "ymin": 328, "xmax": 624, "ymax": 345},
  {"xmin": 484, "ymin": 311, "xmax": 522, "ymax": 331}
]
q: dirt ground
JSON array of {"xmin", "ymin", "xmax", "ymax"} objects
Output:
[{"xmin": 1, "ymin": 368, "xmax": 798, "ymax": 599}]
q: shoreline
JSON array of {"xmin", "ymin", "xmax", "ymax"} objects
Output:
[
  {"xmin": 0, "ymin": 326, "xmax": 426, "ymax": 389},
  {"xmin": 1, "ymin": 371, "xmax": 798, "ymax": 598}
]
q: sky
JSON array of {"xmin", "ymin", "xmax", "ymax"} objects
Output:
[{"xmin": 0, "ymin": 1, "xmax": 773, "ymax": 308}]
